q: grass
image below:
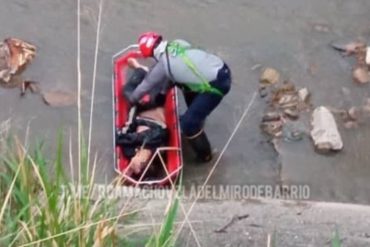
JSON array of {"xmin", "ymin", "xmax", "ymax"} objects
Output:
[
  {"xmin": 0, "ymin": 133, "xmax": 181, "ymax": 247},
  {"xmin": 0, "ymin": 0, "xmax": 184, "ymax": 246},
  {"xmin": 0, "ymin": 135, "xmax": 118, "ymax": 246}
]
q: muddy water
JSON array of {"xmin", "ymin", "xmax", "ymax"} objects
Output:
[{"xmin": 1, "ymin": 0, "xmax": 370, "ymax": 203}]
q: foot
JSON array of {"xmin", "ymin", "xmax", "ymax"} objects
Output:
[{"xmin": 186, "ymin": 130, "xmax": 213, "ymax": 163}]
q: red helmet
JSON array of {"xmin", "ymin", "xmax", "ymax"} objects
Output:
[{"xmin": 138, "ymin": 32, "xmax": 162, "ymax": 57}]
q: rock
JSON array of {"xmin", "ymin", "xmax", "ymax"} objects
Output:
[
  {"xmin": 353, "ymin": 67, "xmax": 370, "ymax": 84},
  {"xmin": 311, "ymin": 106, "xmax": 343, "ymax": 152},
  {"xmin": 344, "ymin": 121, "xmax": 358, "ymax": 129},
  {"xmin": 366, "ymin": 47, "xmax": 370, "ymax": 65},
  {"xmin": 42, "ymin": 90, "xmax": 76, "ymax": 107},
  {"xmin": 260, "ymin": 68, "xmax": 280, "ymax": 85},
  {"xmin": 298, "ymin": 88, "xmax": 310, "ymax": 103},
  {"xmin": 348, "ymin": 106, "xmax": 361, "ymax": 121}
]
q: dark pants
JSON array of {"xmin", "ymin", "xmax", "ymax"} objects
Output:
[{"xmin": 180, "ymin": 64, "xmax": 232, "ymax": 137}]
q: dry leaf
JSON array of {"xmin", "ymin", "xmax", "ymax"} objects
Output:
[
  {"xmin": 42, "ymin": 90, "xmax": 76, "ymax": 107},
  {"xmin": 260, "ymin": 68, "xmax": 280, "ymax": 85}
]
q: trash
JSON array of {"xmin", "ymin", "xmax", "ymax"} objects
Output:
[
  {"xmin": 298, "ymin": 88, "xmax": 310, "ymax": 103},
  {"xmin": 0, "ymin": 38, "xmax": 37, "ymax": 95},
  {"xmin": 352, "ymin": 67, "xmax": 370, "ymax": 84},
  {"xmin": 311, "ymin": 106, "xmax": 343, "ymax": 152},
  {"xmin": 42, "ymin": 90, "xmax": 76, "ymax": 107},
  {"xmin": 0, "ymin": 38, "xmax": 36, "ymax": 83},
  {"xmin": 284, "ymin": 108, "xmax": 299, "ymax": 120},
  {"xmin": 260, "ymin": 68, "xmax": 280, "ymax": 85},
  {"xmin": 260, "ymin": 111, "xmax": 283, "ymax": 137}
]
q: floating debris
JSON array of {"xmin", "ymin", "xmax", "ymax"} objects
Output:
[
  {"xmin": 42, "ymin": 90, "xmax": 76, "ymax": 107},
  {"xmin": 260, "ymin": 68, "xmax": 280, "ymax": 85},
  {"xmin": 311, "ymin": 106, "xmax": 343, "ymax": 153}
]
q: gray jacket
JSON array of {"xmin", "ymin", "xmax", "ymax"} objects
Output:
[{"xmin": 129, "ymin": 39, "xmax": 224, "ymax": 103}]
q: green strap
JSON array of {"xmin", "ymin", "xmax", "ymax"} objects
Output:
[{"xmin": 167, "ymin": 42, "xmax": 224, "ymax": 96}]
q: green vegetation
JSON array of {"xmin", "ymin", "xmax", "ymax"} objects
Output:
[{"xmin": 0, "ymin": 135, "xmax": 180, "ymax": 247}]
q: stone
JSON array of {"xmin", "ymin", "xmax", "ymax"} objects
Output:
[
  {"xmin": 344, "ymin": 121, "xmax": 358, "ymax": 129},
  {"xmin": 353, "ymin": 67, "xmax": 370, "ymax": 84},
  {"xmin": 260, "ymin": 68, "xmax": 280, "ymax": 85},
  {"xmin": 311, "ymin": 106, "xmax": 343, "ymax": 152},
  {"xmin": 348, "ymin": 107, "xmax": 361, "ymax": 121},
  {"xmin": 298, "ymin": 88, "xmax": 310, "ymax": 103}
]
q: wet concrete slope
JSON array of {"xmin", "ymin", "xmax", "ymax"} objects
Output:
[{"xmin": 0, "ymin": 0, "xmax": 370, "ymax": 203}]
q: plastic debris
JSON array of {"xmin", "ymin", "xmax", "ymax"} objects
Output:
[
  {"xmin": 311, "ymin": 106, "xmax": 343, "ymax": 152},
  {"xmin": 260, "ymin": 68, "xmax": 280, "ymax": 85}
]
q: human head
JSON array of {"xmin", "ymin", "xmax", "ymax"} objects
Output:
[{"xmin": 138, "ymin": 32, "xmax": 162, "ymax": 57}]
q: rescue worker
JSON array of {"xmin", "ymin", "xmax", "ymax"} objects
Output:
[{"xmin": 128, "ymin": 32, "xmax": 232, "ymax": 162}]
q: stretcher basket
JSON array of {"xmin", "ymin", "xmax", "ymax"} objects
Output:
[{"xmin": 112, "ymin": 44, "xmax": 183, "ymax": 187}]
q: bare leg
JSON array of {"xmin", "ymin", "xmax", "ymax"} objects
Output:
[{"xmin": 127, "ymin": 58, "xmax": 149, "ymax": 72}]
